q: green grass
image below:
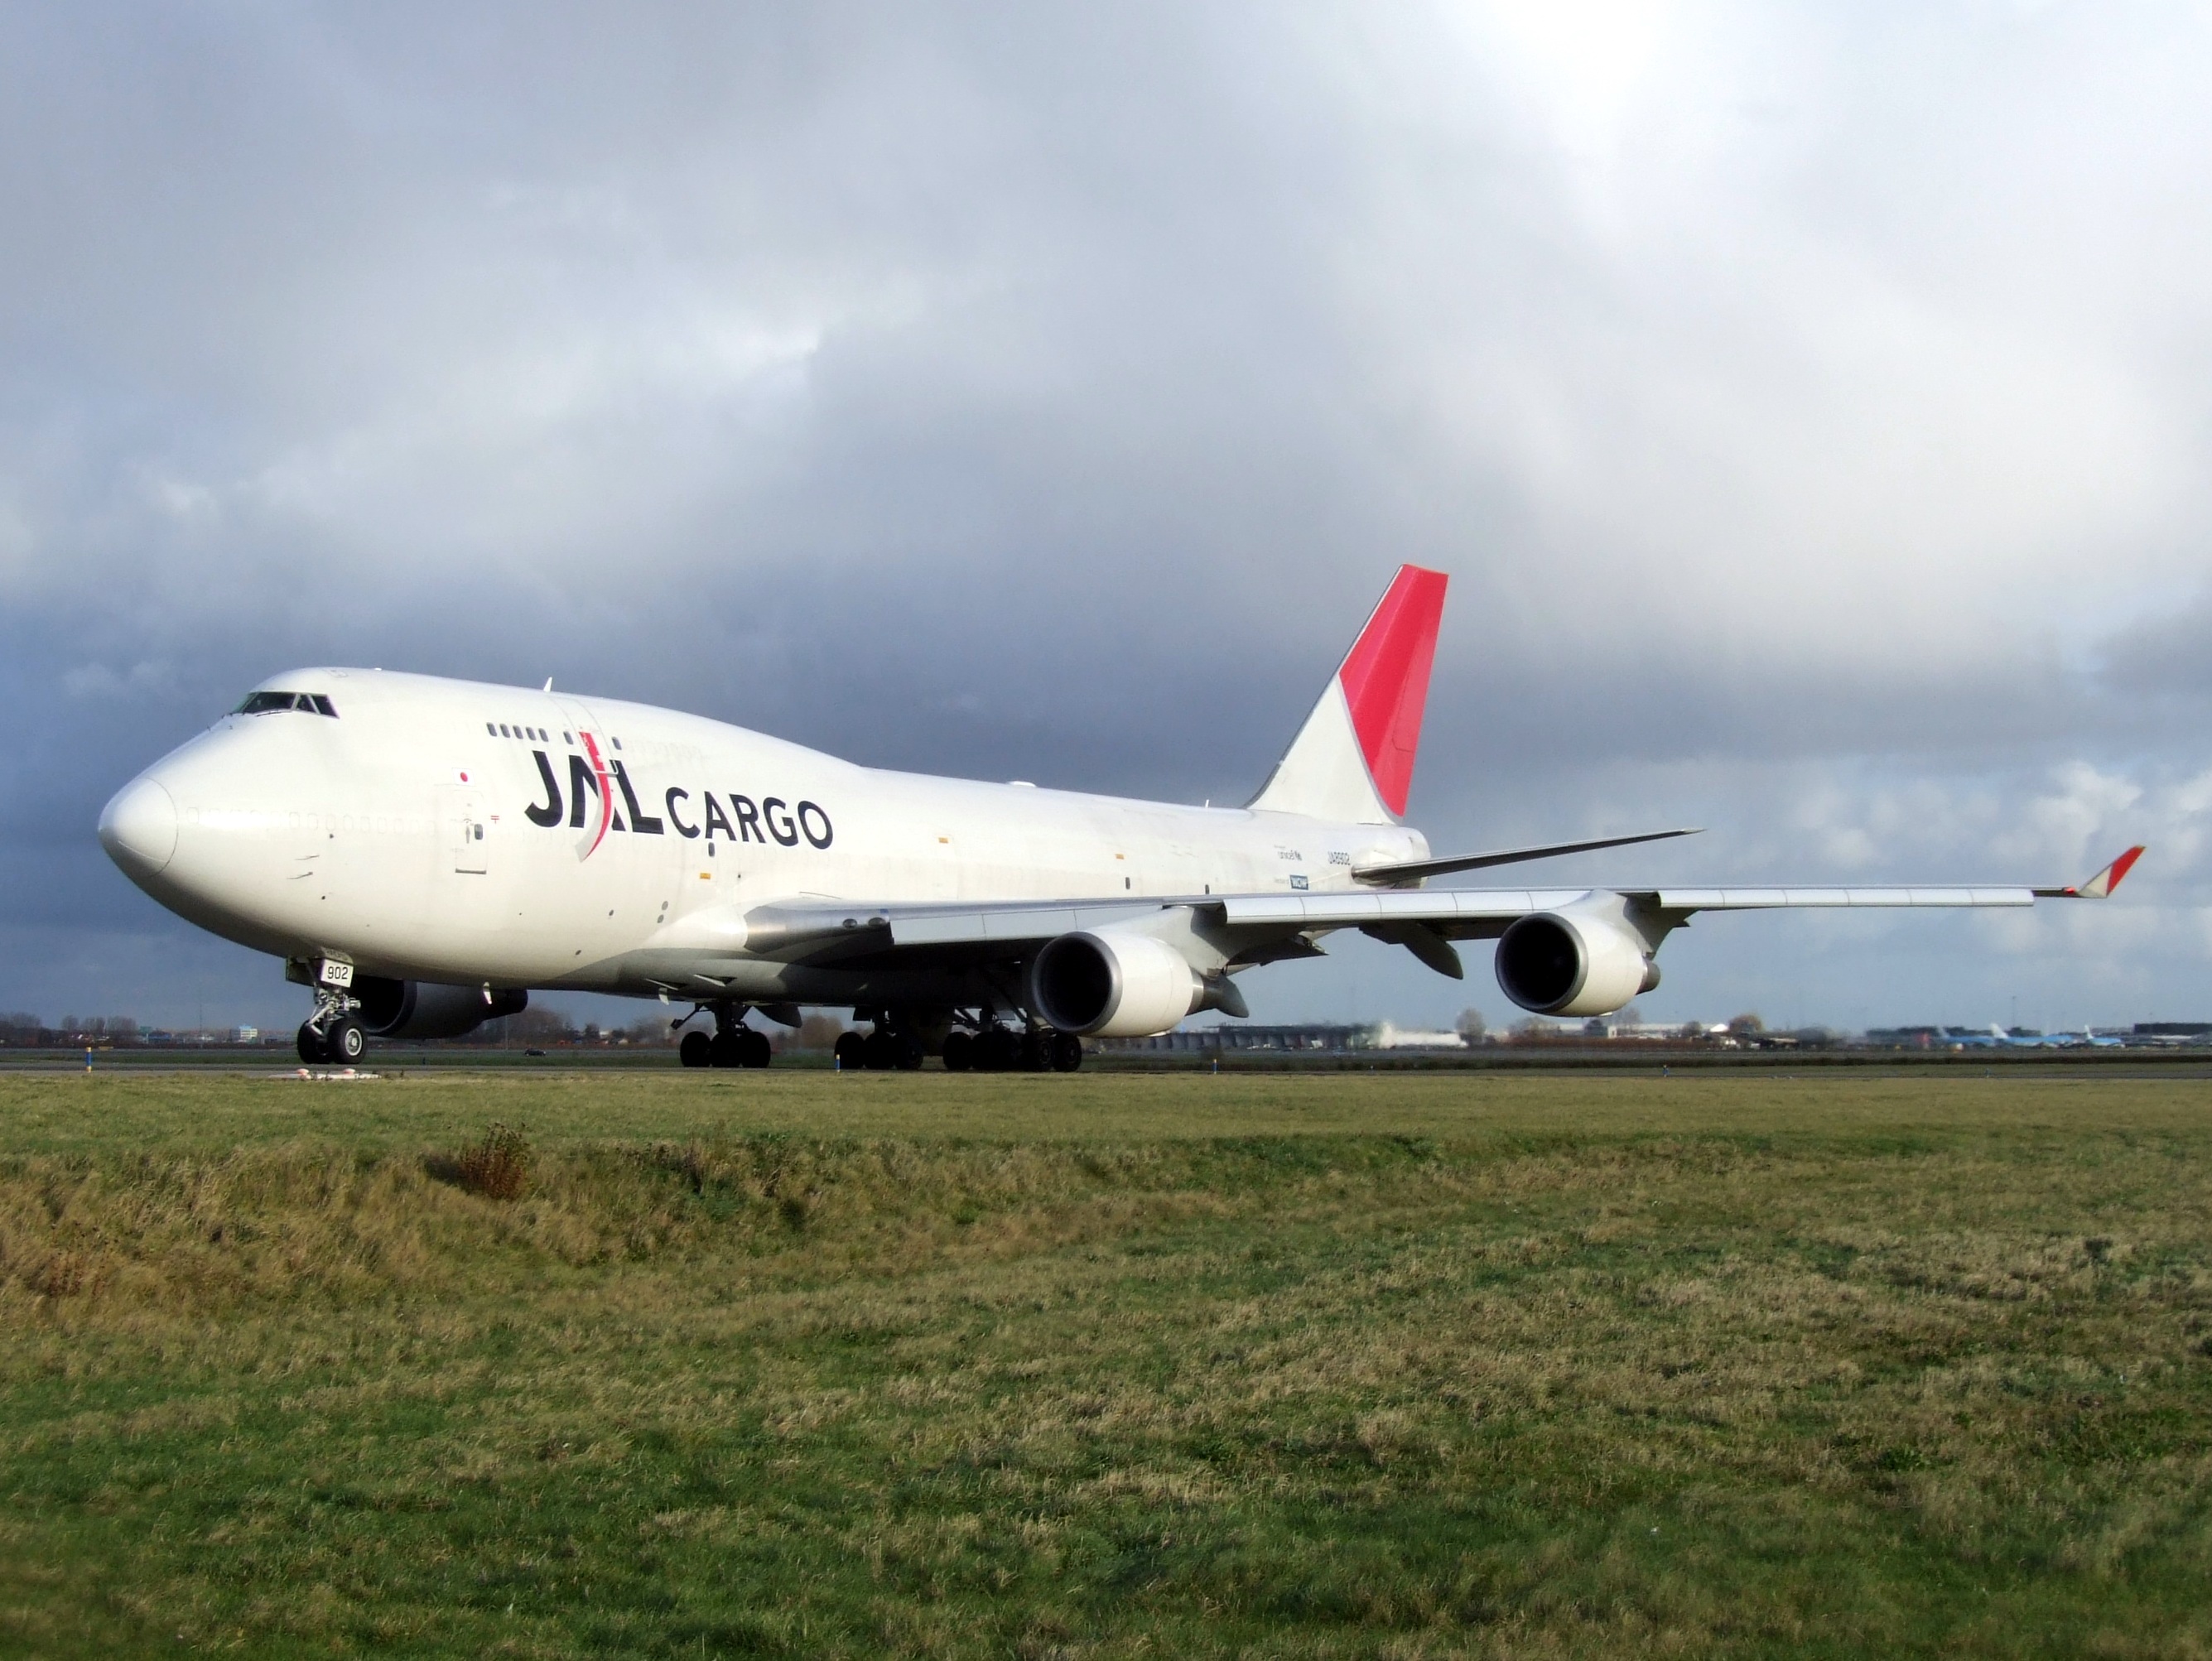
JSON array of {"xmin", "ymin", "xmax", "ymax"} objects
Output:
[{"xmin": 2, "ymin": 1071, "xmax": 2210, "ymax": 1657}]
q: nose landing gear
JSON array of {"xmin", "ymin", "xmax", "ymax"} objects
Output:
[{"xmin": 297, "ymin": 982, "xmax": 365, "ymax": 1066}]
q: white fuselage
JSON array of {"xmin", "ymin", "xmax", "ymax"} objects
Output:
[{"xmin": 102, "ymin": 669, "xmax": 1428, "ymax": 1004}]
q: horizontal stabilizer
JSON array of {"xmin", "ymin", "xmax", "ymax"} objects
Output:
[
  {"xmin": 2032, "ymin": 845, "xmax": 2145, "ymax": 899},
  {"xmin": 1354, "ymin": 827, "xmax": 1700, "ymax": 885}
]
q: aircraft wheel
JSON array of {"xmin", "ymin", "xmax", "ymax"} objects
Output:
[
  {"xmin": 978, "ymin": 1026, "xmax": 1021, "ymax": 1072},
  {"xmin": 863, "ymin": 1028, "xmax": 899, "ymax": 1071},
  {"xmin": 1020, "ymin": 1030, "xmax": 1050, "ymax": 1072},
  {"xmin": 709, "ymin": 1029, "xmax": 745, "ymax": 1068},
  {"xmin": 894, "ymin": 1033, "xmax": 926, "ymax": 1071},
  {"xmin": 296, "ymin": 1023, "xmax": 328, "ymax": 1065},
  {"xmin": 941, "ymin": 1031, "xmax": 973, "ymax": 1072},
  {"xmin": 741, "ymin": 1028, "xmax": 773, "ymax": 1068},
  {"xmin": 679, "ymin": 1031, "xmax": 712, "ymax": 1069},
  {"xmin": 833, "ymin": 1032, "xmax": 867, "ymax": 1071},
  {"xmin": 326, "ymin": 1018, "xmax": 367, "ymax": 1066},
  {"xmin": 1049, "ymin": 1033, "xmax": 1085, "ymax": 1072}
]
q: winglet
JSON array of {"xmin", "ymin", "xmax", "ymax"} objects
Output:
[{"xmin": 2034, "ymin": 845, "xmax": 2145, "ymax": 899}]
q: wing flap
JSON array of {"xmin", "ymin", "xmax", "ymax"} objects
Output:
[
  {"xmin": 890, "ymin": 902, "xmax": 1161, "ymax": 946},
  {"xmin": 1218, "ymin": 888, "xmax": 1592, "ymax": 927}
]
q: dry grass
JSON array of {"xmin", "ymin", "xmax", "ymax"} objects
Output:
[
  {"xmin": 0, "ymin": 1070, "xmax": 2207, "ymax": 1656},
  {"xmin": 452, "ymin": 1120, "xmax": 533, "ymax": 1200}
]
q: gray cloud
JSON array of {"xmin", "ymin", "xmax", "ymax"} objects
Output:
[{"xmin": 5, "ymin": 2, "xmax": 2210, "ymax": 1033}]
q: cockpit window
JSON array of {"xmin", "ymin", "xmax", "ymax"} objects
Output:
[{"xmin": 235, "ymin": 691, "xmax": 338, "ymax": 717}]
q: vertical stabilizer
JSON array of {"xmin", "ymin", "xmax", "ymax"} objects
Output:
[{"xmin": 1248, "ymin": 566, "xmax": 1448, "ymax": 824}]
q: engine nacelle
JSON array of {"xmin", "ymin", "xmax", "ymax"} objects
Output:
[
  {"xmin": 1495, "ymin": 912, "xmax": 1660, "ymax": 1018},
  {"xmin": 354, "ymin": 976, "xmax": 527, "ymax": 1040},
  {"xmin": 1029, "ymin": 930, "xmax": 1204, "ymax": 1038}
]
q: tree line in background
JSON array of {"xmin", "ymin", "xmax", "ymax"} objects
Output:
[
  {"xmin": 1, "ymin": 1013, "xmax": 150, "ymax": 1046},
  {"xmin": 470, "ymin": 1008, "xmax": 851, "ymax": 1052},
  {"xmin": 0, "ymin": 1009, "xmax": 855, "ymax": 1051}
]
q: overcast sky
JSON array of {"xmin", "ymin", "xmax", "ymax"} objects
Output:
[{"xmin": 7, "ymin": 2, "xmax": 2210, "ymax": 1036}]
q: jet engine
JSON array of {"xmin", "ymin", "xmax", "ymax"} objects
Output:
[
  {"xmin": 354, "ymin": 976, "xmax": 528, "ymax": 1040},
  {"xmin": 1029, "ymin": 930, "xmax": 1204, "ymax": 1038},
  {"xmin": 1495, "ymin": 912, "xmax": 1660, "ymax": 1017}
]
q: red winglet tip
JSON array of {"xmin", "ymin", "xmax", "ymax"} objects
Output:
[
  {"xmin": 2107, "ymin": 845, "xmax": 2145, "ymax": 892},
  {"xmin": 1337, "ymin": 566, "xmax": 1449, "ymax": 817}
]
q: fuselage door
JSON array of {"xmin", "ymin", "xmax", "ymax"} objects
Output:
[{"xmin": 438, "ymin": 785, "xmax": 489, "ymax": 875}]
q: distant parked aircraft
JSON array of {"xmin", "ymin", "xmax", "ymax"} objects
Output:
[
  {"xmin": 98, "ymin": 566, "xmax": 2146, "ymax": 1071},
  {"xmin": 1943, "ymin": 1023, "xmax": 2124, "ymax": 1050}
]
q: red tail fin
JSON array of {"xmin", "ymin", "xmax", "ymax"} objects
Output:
[
  {"xmin": 1249, "ymin": 565, "xmax": 1449, "ymax": 825},
  {"xmin": 1338, "ymin": 566, "xmax": 1448, "ymax": 817}
]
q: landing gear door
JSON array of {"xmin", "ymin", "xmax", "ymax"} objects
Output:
[{"xmin": 437, "ymin": 785, "xmax": 489, "ymax": 875}]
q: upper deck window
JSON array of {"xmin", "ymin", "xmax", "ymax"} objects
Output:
[{"xmin": 236, "ymin": 691, "xmax": 337, "ymax": 717}]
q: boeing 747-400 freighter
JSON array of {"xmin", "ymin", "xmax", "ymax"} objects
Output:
[{"xmin": 97, "ymin": 566, "xmax": 2142, "ymax": 1070}]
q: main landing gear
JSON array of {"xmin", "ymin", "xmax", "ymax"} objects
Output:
[
  {"xmin": 830, "ymin": 1009, "xmax": 1082, "ymax": 1072},
  {"xmin": 937, "ymin": 1023, "xmax": 1082, "ymax": 1074},
  {"xmin": 677, "ymin": 1004, "xmax": 772, "ymax": 1070},
  {"xmin": 834, "ymin": 1024, "xmax": 925, "ymax": 1071},
  {"xmin": 296, "ymin": 984, "xmax": 365, "ymax": 1066}
]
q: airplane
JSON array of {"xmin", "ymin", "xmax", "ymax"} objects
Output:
[
  {"xmin": 1941, "ymin": 1024, "xmax": 2052, "ymax": 1050},
  {"xmin": 2049, "ymin": 1029, "xmax": 2126, "ymax": 1049},
  {"xmin": 1942, "ymin": 1022, "xmax": 2129, "ymax": 1051},
  {"xmin": 95, "ymin": 566, "xmax": 2146, "ymax": 1072}
]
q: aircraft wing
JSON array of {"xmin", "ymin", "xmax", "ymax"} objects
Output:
[
  {"xmin": 1214, "ymin": 883, "xmax": 2036, "ymax": 936},
  {"xmin": 723, "ymin": 843, "xmax": 2141, "ymax": 970},
  {"xmin": 645, "ymin": 845, "xmax": 2132, "ymax": 999}
]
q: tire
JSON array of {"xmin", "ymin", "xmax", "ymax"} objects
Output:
[
  {"xmin": 1050, "ymin": 1033, "xmax": 1084, "ymax": 1072},
  {"xmin": 326, "ymin": 1018, "xmax": 367, "ymax": 1066},
  {"xmin": 679, "ymin": 1031, "xmax": 712, "ymax": 1069},
  {"xmin": 894, "ymin": 1033, "xmax": 926, "ymax": 1071},
  {"xmin": 978, "ymin": 1026, "xmax": 1021, "ymax": 1072},
  {"xmin": 741, "ymin": 1028, "xmax": 773, "ymax": 1068},
  {"xmin": 709, "ymin": 1029, "xmax": 745, "ymax": 1068},
  {"xmin": 296, "ymin": 1023, "xmax": 327, "ymax": 1065},
  {"xmin": 941, "ymin": 1030, "xmax": 973, "ymax": 1072},
  {"xmin": 833, "ymin": 1032, "xmax": 867, "ymax": 1071},
  {"xmin": 1019, "ymin": 1030, "xmax": 1049, "ymax": 1072},
  {"xmin": 863, "ymin": 1028, "xmax": 898, "ymax": 1071}
]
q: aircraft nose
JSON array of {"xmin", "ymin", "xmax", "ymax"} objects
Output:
[{"xmin": 99, "ymin": 775, "xmax": 179, "ymax": 879}]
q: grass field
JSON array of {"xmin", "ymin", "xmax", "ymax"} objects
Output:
[{"xmin": 2, "ymin": 1069, "xmax": 2209, "ymax": 1657}]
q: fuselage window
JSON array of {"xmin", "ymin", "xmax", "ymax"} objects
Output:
[
  {"xmin": 486, "ymin": 722, "xmax": 496, "ymax": 736},
  {"xmin": 500, "ymin": 724, "xmax": 513, "ymax": 737}
]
